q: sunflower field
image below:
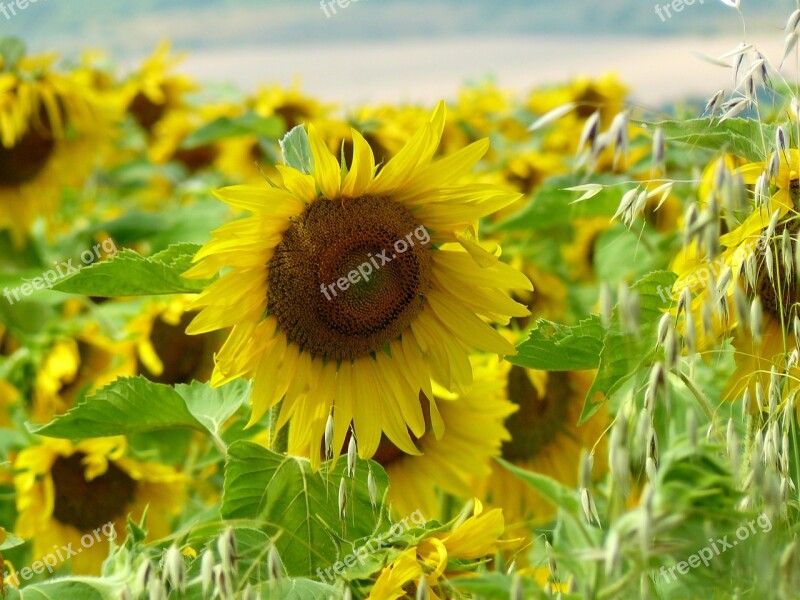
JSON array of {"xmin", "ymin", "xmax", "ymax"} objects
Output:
[{"xmin": 2, "ymin": 1, "xmax": 800, "ymax": 598}]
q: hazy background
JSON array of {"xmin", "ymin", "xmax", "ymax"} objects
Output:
[{"xmin": 3, "ymin": 0, "xmax": 795, "ymax": 106}]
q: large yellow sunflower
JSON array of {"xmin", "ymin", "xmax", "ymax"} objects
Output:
[
  {"xmin": 185, "ymin": 101, "xmax": 532, "ymax": 466},
  {"xmin": 13, "ymin": 437, "xmax": 185, "ymax": 575},
  {"xmin": 0, "ymin": 47, "xmax": 113, "ymax": 245}
]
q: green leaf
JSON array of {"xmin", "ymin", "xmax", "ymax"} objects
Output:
[
  {"xmin": 494, "ymin": 457, "xmax": 581, "ymax": 514},
  {"xmin": 180, "ymin": 113, "xmax": 285, "ymax": 149},
  {"xmin": 510, "ymin": 316, "xmax": 604, "ymax": 371},
  {"xmin": 52, "ymin": 244, "xmax": 211, "ymax": 297},
  {"xmin": 449, "ymin": 573, "xmax": 555, "ymax": 599},
  {"xmin": 280, "ymin": 125, "xmax": 313, "ymax": 175},
  {"xmin": 29, "ymin": 377, "xmax": 247, "ymax": 441},
  {"xmin": 4, "ymin": 578, "xmax": 123, "ymax": 600},
  {"xmin": 579, "ymin": 270, "xmax": 678, "ymax": 423},
  {"xmin": 654, "ymin": 118, "xmax": 774, "ymax": 162},
  {"xmin": 222, "ymin": 441, "xmax": 390, "ymax": 577},
  {"xmin": 257, "ymin": 578, "xmax": 339, "ymax": 599},
  {"xmin": 495, "ymin": 174, "xmax": 625, "ymax": 232}
]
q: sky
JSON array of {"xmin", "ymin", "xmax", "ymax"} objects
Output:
[{"xmin": 0, "ymin": 0, "xmax": 794, "ymax": 105}]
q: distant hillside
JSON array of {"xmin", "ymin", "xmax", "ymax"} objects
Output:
[{"xmin": 2, "ymin": 0, "xmax": 792, "ymax": 60}]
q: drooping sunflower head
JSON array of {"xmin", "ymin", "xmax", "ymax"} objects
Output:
[
  {"xmin": 0, "ymin": 41, "xmax": 113, "ymax": 244},
  {"xmin": 485, "ymin": 366, "xmax": 608, "ymax": 530},
  {"xmin": 122, "ymin": 41, "xmax": 195, "ymax": 134},
  {"xmin": 13, "ymin": 437, "xmax": 185, "ymax": 575},
  {"xmin": 185, "ymin": 101, "xmax": 532, "ymax": 465}
]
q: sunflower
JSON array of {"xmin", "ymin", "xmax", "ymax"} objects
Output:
[
  {"xmin": 310, "ymin": 353, "xmax": 517, "ymax": 520},
  {"xmin": 671, "ymin": 150, "xmax": 800, "ymax": 401},
  {"xmin": 126, "ymin": 296, "xmax": 223, "ymax": 385},
  {"xmin": 562, "ymin": 216, "xmax": 613, "ymax": 282},
  {"xmin": 0, "ymin": 44, "xmax": 113, "ymax": 245},
  {"xmin": 483, "ymin": 367, "xmax": 608, "ymax": 534},
  {"xmin": 121, "ymin": 41, "xmax": 194, "ymax": 135},
  {"xmin": 185, "ymin": 101, "xmax": 532, "ymax": 466},
  {"xmin": 13, "ymin": 437, "xmax": 185, "ymax": 575},
  {"xmin": 32, "ymin": 325, "xmax": 135, "ymax": 423},
  {"xmin": 366, "ymin": 498, "xmax": 512, "ymax": 600}
]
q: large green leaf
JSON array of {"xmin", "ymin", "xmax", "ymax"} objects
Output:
[
  {"xmin": 494, "ymin": 457, "xmax": 581, "ymax": 514},
  {"xmin": 29, "ymin": 378, "xmax": 247, "ymax": 441},
  {"xmin": 52, "ymin": 244, "xmax": 210, "ymax": 297},
  {"xmin": 4, "ymin": 578, "xmax": 122, "ymax": 600},
  {"xmin": 222, "ymin": 441, "xmax": 390, "ymax": 577},
  {"xmin": 510, "ymin": 316, "xmax": 604, "ymax": 371},
  {"xmin": 654, "ymin": 118, "xmax": 774, "ymax": 162}
]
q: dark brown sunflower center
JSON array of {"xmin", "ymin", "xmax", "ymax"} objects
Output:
[
  {"xmin": 575, "ymin": 87, "xmax": 606, "ymax": 120},
  {"xmin": 128, "ymin": 91, "xmax": 166, "ymax": 132},
  {"xmin": 0, "ymin": 109, "xmax": 56, "ymax": 187},
  {"xmin": 268, "ymin": 195, "xmax": 433, "ymax": 361},
  {"xmin": 501, "ymin": 367, "xmax": 573, "ymax": 462},
  {"xmin": 138, "ymin": 311, "xmax": 217, "ymax": 385},
  {"xmin": 174, "ymin": 144, "xmax": 220, "ymax": 174},
  {"xmin": 751, "ymin": 218, "xmax": 800, "ymax": 323},
  {"xmin": 51, "ymin": 452, "xmax": 136, "ymax": 532},
  {"xmin": 274, "ymin": 103, "xmax": 310, "ymax": 131}
]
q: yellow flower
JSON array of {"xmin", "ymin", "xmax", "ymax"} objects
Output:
[
  {"xmin": 367, "ymin": 499, "xmax": 512, "ymax": 600},
  {"xmin": 32, "ymin": 326, "xmax": 135, "ymax": 423},
  {"xmin": 121, "ymin": 41, "xmax": 195, "ymax": 135},
  {"xmin": 328, "ymin": 354, "xmax": 517, "ymax": 520},
  {"xmin": 483, "ymin": 368, "xmax": 608, "ymax": 533},
  {"xmin": 0, "ymin": 48, "xmax": 115, "ymax": 245},
  {"xmin": 185, "ymin": 101, "xmax": 532, "ymax": 467},
  {"xmin": 562, "ymin": 216, "xmax": 613, "ymax": 282},
  {"xmin": 125, "ymin": 296, "xmax": 223, "ymax": 385},
  {"xmin": 13, "ymin": 437, "xmax": 185, "ymax": 575}
]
